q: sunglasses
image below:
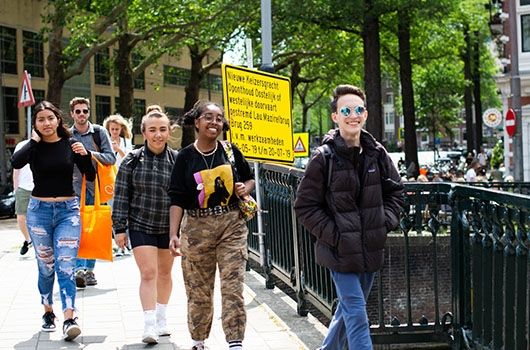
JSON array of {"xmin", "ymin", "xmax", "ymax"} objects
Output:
[
  {"xmin": 339, "ymin": 105, "xmax": 366, "ymax": 118},
  {"xmin": 74, "ymin": 109, "xmax": 89, "ymax": 115},
  {"xmin": 200, "ymin": 113, "xmax": 225, "ymax": 124}
]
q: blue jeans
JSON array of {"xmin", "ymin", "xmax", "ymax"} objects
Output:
[
  {"xmin": 75, "ymin": 190, "xmax": 95, "ymax": 272},
  {"xmin": 26, "ymin": 197, "xmax": 81, "ymax": 312},
  {"xmin": 321, "ymin": 271, "xmax": 375, "ymax": 350}
]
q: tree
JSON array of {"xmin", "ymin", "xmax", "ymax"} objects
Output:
[{"xmin": 42, "ymin": 0, "xmax": 126, "ymax": 105}]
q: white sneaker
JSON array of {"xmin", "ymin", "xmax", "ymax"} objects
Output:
[
  {"xmin": 157, "ymin": 321, "xmax": 171, "ymax": 336},
  {"xmin": 142, "ymin": 324, "xmax": 158, "ymax": 344}
]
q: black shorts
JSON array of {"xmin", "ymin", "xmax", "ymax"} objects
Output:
[{"xmin": 129, "ymin": 230, "xmax": 170, "ymax": 249}]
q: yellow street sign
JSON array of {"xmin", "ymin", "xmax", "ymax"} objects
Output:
[
  {"xmin": 293, "ymin": 132, "xmax": 309, "ymax": 157},
  {"xmin": 222, "ymin": 64, "xmax": 293, "ymax": 164}
]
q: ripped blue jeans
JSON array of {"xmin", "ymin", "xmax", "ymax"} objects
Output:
[{"xmin": 26, "ymin": 197, "xmax": 81, "ymax": 312}]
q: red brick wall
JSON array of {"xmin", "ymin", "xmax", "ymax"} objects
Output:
[{"xmin": 366, "ymin": 235, "xmax": 452, "ymax": 326}]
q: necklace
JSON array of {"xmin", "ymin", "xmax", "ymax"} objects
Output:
[
  {"xmin": 194, "ymin": 141, "xmax": 217, "ymax": 169},
  {"xmin": 194, "ymin": 140, "xmax": 217, "ymax": 156}
]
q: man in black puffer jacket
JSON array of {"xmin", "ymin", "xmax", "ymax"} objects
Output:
[{"xmin": 294, "ymin": 84, "xmax": 404, "ymax": 350}]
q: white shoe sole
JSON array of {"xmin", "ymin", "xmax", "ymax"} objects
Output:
[
  {"xmin": 41, "ymin": 326, "xmax": 56, "ymax": 332},
  {"xmin": 63, "ymin": 325, "xmax": 81, "ymax": 341}
]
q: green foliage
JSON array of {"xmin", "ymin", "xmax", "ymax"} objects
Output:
[{"xmin": 490, "ymin": 139, "xmax": 504, "ymax": 169}]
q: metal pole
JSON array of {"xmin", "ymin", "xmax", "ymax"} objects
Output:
[
  {"xmin": 0, "ymin": 66, "xmax": 7, "ymax": 189},
  {"xmin": 245, "ymin": 38, "xmax": 266, "ymax": 269},
  {"xmin": 509, "ymin": 0, "xmax": 524, "ymax": 181},
  {"xmin": 259, "ymin": 0, "xmax": 274, "ymax": 72},
  {"xmin": 26, "ymin": 107, "xmax": 31, "ymax": 139}
]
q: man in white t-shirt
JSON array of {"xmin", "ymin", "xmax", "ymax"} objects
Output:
[
  {"xmin": 13, "ymin": 139, "xmax": 35, "ymax": 255},
  {"xmin": 465, "ymin": 159, "xmax": 480, "ymax": 182}
]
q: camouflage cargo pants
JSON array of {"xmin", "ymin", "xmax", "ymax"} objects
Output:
[{"xmin": 180, "ymin": 210, "xmax": 248, "ymax": 342}]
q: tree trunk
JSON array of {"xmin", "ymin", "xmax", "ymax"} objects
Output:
[
  {"xmin": 463, "ymin": 25, "xmax": 475, "ymax": 154},
  {"xmin": 362, "ymin": 0, "xmax": 383, "ymax": 142},
  {"xmin": 46, "ymin": 25, "xmax": 66, "ymax": 106},
  {"xmin": 473, "ymin": 31, "xmax": 482, "ymax": 149},
  {"xmin": 181, "ymin": 45, "xmax": 205, "ymax": 148},
  {"xmin": 117, "ymin": 34, "xmax": 134, "ymax": 120},
  {"xmin": 398, "ymin": 7, "xmax": 419, "ymax": 177}
]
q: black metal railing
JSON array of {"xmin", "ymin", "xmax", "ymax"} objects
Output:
[{"xmin": 246, "ymin": 164, "xmax": 530, "ymax": 349}]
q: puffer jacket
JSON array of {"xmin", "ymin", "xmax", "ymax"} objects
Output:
[{"xmin": 294, "ymin": 129, "xmax": 404, "ymax": 273}]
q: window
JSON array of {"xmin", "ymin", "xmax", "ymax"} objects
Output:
[
  {"xmin": 33, "ymin": 89, "xmax": 45, "ymax": 105},
  {"xmin": 2, "ymin": 87, "xmax": 19, "ymax": 133},
  {"xmin": 385, "ymin": 112, "xmax": 395, "ymax": 125},
  {"xmin": 94, "ymin": 48, "xmax": 110, "ymax": 85},
  {"xmin": 23, "ymin": 31, "xmax": 44, "ymax": 77},
  {"xmin": 522, "ymin": 14, "xmax": 530, "ymax": 52},
  {"xmin": 164, "ymin": 65, "xmax": 189, "ymax": 86},
  {"xmin": 522, "ymin": 0, "xmax": 530, "ymax": 6},
  {"xmin": 200, "ymin": 74, "xmax": 222, "ymax": 92},
  {"xmin": 0, "ymin": 26, "xmax": 17, "ymax": 74},
  {"xmin": 385, "ymin": 93, "xmax": 393, "ymax": 104},
  {"xmin": 114, "ymin": 96, "xmax": 120, "ymax": 114},
  {"xmin": 95, "ymin": 95, "xmax": 111, "ymax": 125},
  {"xmin": 133, "ymin": 98, "xmax": 146, "ymax": 134},
  {"xmin": 165, "ymin": 106, "xmax": 184, "ymax": 122},
  {"xmin": 133, "ymin": 53, "xmax": 145, "ymax": 90}
]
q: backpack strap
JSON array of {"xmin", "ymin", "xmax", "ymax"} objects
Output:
[
  {"xmin": 317, "ymin": 144, "xmax": 334, "ymax": 188},
  {"xmin": 91, "ymin": 125, "xmax": 102, "ymax": 152},
  {"xmin": 128, "ymin": 147, "xmax": 143, "ymax": 171},
  {"xmin": 220, "ymin": 140, "xmax": 236, "ymax": 167}
]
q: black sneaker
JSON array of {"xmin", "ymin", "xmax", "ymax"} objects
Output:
[
  {"xmin": 62, "ymin": 317, "xmax": 81, "ymax": 341},
  {"xmin": 41, "ymin": 311, "xmax": 56, "ymax": 332},
  {"xmin": 75, "ymin": 270, "xmax": 86, "ymax": 288},
  {"xmin": 20, "ymin": 240, "xmax": 32, "ymax": 255},
  {"xmin": 85, "ymin": 271, "xmax": 97, "ymax": 286}
]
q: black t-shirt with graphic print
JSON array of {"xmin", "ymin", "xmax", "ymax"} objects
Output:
[{"xmin": 168, "ymin": 141, "xmax": 254, "ymax": 210}]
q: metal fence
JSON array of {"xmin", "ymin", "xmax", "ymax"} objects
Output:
[{"xmin": 246, "ymin": 163, "xmax": 530, "ymax": 349}]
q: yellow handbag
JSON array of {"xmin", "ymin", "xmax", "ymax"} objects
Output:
[
  {"xmin": 93, "ymin": 157, "xmax": 117, "ymax": 204},
  {"xmin": 77, "ymin": 175, "xmax": 113, "ymax": 261}
]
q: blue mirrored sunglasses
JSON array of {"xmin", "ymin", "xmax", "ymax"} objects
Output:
[{"xmin": 339, "ymin": 105, "xmax": 366, "ymax": 118}]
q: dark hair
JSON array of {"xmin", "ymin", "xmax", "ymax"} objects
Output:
[
  {"xmin": 33, "ymin": 101, "xmax": 71, "ymax": 138},
  {"xmin": 69, "ymin": 97, "xmax": 90, "ymax": 111},
  {"xmin": 330, "ymin": 84, "xmax": 366, "ymax": 113},
  {"xmin": 180, "ymin": 100, "xmax": 229, "ymax": 132}
]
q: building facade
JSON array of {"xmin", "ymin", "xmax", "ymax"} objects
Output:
[{"xmin": 0, "ymin": 0, "xmax": 222, "ymax": 150}]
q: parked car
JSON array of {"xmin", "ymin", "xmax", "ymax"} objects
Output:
[{"xmin": 0, "ymin": 187, "xmax": 15, "ymax": 218}]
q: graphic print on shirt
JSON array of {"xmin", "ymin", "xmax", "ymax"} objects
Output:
[{"xmin": 193, "ymin": 164, "xmax": 233, "ymax": 208}]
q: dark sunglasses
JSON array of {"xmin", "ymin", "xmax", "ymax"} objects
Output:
[
  {"xmin": 339, "ymin": 105, "xmax": 366, "ymax": 118},
  {"xmin": 74, "ymin": 109, "xmax": 89, "ymax": 115}
]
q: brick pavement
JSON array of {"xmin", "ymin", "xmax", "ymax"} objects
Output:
[{"xmin": 0, "ymin": 218, "xmax": 325, "ymax": 349}]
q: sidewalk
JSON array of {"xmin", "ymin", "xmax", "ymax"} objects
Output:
[{"xmin": 0, "ymin": 218, "xmax": 325, "ymax": 349}]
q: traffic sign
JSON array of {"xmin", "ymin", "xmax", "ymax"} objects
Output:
[
  {"xmin": 505, "ymin": 108, "xmax": 516, "ymax": 137},
  {"xmin": 18, "ymin": 70, "xmax": 35, "ymax": 108},
  {"xmin": 222, "ymin": 64, "xmax": 293, "ymax": 164},
  {"xmin": 293, "ymin": 132, "xmax": 309, "ymax": 157},
  {"xmin": 482, "ymin": 108, "xmax": 502, "ymax": 128}
]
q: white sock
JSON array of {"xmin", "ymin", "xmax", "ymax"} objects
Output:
[
  {"xmin": 228, "ymin": 340, "xmax": 243, "ymax": 350},
  {"xmin": 192, "ymin": 339, "xmax": 205, "ymax": 347},
  {"xmin": 156, "ymin": 303, "xmax": 167, "ymax": 323},
  {"xmin": 144, "ymin": 309, "xmax": 156, "ymax": 327}
]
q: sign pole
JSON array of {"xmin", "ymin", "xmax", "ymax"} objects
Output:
[
  {"xmin": 18, "ymin": 70, "xmax": 35, "ymax": 139},
  {"xmin": 244, "ymin": 39, "xmax": 267, "ymax": 274},
  {"xmin": 27, "ymin": 107, "xmax": 31, "ymax": 139}
]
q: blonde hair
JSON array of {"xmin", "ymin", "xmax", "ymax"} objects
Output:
[
  {"xmin": 140, "ymin": 111, "xmax": 170, "ymax": 132},
  {"xmin": 146, "ymin": 104, "xmax": 163, "ymax": 114},
  {"xmin": 103, "ymin": 114, "xmax": 133, "ymax": 140}
]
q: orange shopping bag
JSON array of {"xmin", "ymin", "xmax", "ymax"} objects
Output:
[
  {"xmin": 93, "ymin": 157, "xmax": 117, "ymax": 203},
  {"xmin": 78, "ymin": 175, "xmax": 113, "ymax": 261}
]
